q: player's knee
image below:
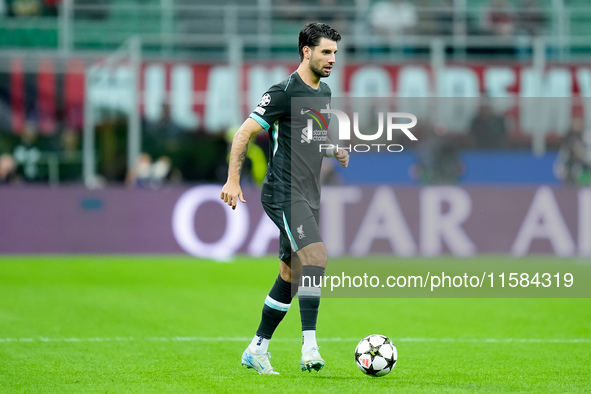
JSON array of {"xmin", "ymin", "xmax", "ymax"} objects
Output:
[
  {"xmin": 279, "ymin": 262, "xmax": 292, "ymax": 282},
  {"xmin": 290, "ymin": 266, "xmax": 302, "ymax": 283},
  {"xmin": 310, "ymin": 255, "xmax": 327, "ymax": 267},
  {"xmin": 280, "ymin": 270, "xmax": 291, "ymax": 282},
  {"xmin": 307, "ymin": 243, "xmax": 328, "ymax": 267},
  {"xmin": 318, "ymin": 247, "xmax": 328, "ymax": 265}
]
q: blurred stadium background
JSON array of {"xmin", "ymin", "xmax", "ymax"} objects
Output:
[{"xmin": 0, "ymin": 0, "xmax": 590, "ymax": 257}]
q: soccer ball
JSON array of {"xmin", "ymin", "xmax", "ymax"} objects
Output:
[{"xmin": 354, "ymin": 334, "xmax": 397, "ymax": 377}]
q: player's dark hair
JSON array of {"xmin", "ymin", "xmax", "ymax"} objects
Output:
[{"xmin": 298, "ymin": 22, "xmax": 341, "ymax": 62}]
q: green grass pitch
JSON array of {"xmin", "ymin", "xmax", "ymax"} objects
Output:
[{"xmin": 1, "ymin": 256, "xmax": 590, "ymax": 392}]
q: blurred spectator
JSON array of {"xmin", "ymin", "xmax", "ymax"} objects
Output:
[
  {"xmin": 432, "ymin": 0, "xmax": 455, "ymax": 36},
  {"xmin": 554, "ymin": 117, "xmax": 591, "ymax": 186},
  {"xmin": 469, "ymin": 100, "xmax": 508, "ymax": 149},
  {"xmin": 274, "ymin": 0, "xmax": 305, "ymax": 23},
  {"xmin": 517, "ymin": 0, "xmax": 546, "ymax": 37},
  {"xmin": 4, "ymin": 0, "xmax": 62, "ymax": 19},
  {"xmin": 434, "ymin": 0, "xmax": 481, "ymax": 37},
  {"xmin": 59, "ymin": 128, "xmax": 83, "ymax": 182},
  {"xmin": 7, "ymin": 0, "xmax": 43, "ymax": 16},
  {"xmin": 369, "ymin": 0, "xmax": 417, "ymax": 56},
  {"xmin": 42, "ymin": 0, "xmax": 59, "ymax": 16},
  {"xmin": 13, "ymin": 123, "xmax": 41, "ymax": 181},
  {"xmin": 74, "ymin": 0, "xmax": 109, "ymax": 20},
  {"xmin": 144, "ymin": 103, "xmax": 185, "ymax": 154},
  {"xmin": 411, "ymin": 123, "xmax": 464, "ymax": 184},
  {"xmin": 126, "ymin": 153, "xmax": 152, "ymax": 189},
  {"xmin": 60, "ymin": 128, "xmax": 80, "ymax": 160},
  {"xmin": 147, "ymin": 103, "xmax": 184, "ymax": 137},
  {"xmin": 0, "ymin": 97, "xmax": 12, "ymax": 132},
  {"xmin": 370, "ymin": 0, "xmax": 417, "ymax": 37},
  {"xmin": 481, "ymin": 0, "xmax": 515, "ymax": 37},
  {"xmin": 514, "ymin": 0, "xmax": 546, "ymax": 58},
  {"xmin": 150, "ymin": 155, "xmax": 182, "ymax": 188},
  {"xmin": 0, "ymin": 153, "xmax": 19, "ymax": 186},
  {"xmin": 126, "ymin": 153, "xmax": 181, "ymax": 189},
  {"xmin": 96, "ymin": 110, "xmax": 127, "ymax": 182},
  {"xmin": 316, "ymin": 0, "xmax": 347, "ymax": 35}
]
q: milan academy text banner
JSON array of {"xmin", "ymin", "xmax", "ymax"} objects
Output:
[{"xmin": 2, "ymin": 60, "xmax": 591, "ymax": 135}]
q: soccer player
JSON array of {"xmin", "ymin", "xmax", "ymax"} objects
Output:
[{"xmin": 220, "ymin": 22, "xmax": 349, "ymax": 375}]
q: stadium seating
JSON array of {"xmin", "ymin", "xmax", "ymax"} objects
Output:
[{"xmin": 0, "ymin": 0, "xmax": 586, "ymax": 58}]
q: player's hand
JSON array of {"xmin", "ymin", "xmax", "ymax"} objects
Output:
[
  {"xmin": 220, "ymin": 181, "xmax": 246, "ymax": 210},
  {"xmin": 335, "ymin": 148, "xmax": 349, "ymax": 168}
]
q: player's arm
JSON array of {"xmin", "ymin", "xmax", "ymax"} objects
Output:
[{"xmin": 221, "ymin": 118, "xmax": 263, "ymax": 209}]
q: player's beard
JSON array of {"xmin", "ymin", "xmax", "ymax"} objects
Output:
[{"xmin": 309, "ymin": 55, "xmax": 331, "ymax": 78}]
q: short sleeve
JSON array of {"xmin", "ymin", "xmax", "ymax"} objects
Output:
[{"xmin": 249, "ymin": 87, "xmax": 288, "ymax": 131}]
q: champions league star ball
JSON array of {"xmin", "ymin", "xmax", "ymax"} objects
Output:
[{"xmin": 354, "ymin": 335, "xmax": 397, "ymax": 377}]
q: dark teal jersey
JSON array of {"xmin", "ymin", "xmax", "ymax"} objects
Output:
[{"xmin": 250, "ymin": 71, "xmax": 331, "ymax": 209}]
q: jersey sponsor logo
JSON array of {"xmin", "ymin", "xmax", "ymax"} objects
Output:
[
  {"xmin": 301, "ymin": 107, "xmax": 329, "ymax": 143},
  {"xmin": 254, "ymin": 106, "xmax": 266, "ymax": 115},
  {"xmin": 297, "ymin": 224, "xmax": 306, "ymax": 239},
  {"xmin": 301, "ymin": 130, "xmax": 311, "ymax": 144},
  {"xmin": 259, "ymin": 93, "xmax": 271, "ymax": 107},
  {"xmin": 300, "ymin": 126, "xmax": 328, "ymax": 144},
  {"xmin": 302, "ymin": 107, "xmax": 328, "ymax": 131},
  {"xmin": 301, "ymin": 125, "xmax": 328, "ymax": 144}
]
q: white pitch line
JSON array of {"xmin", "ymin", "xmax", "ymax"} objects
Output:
[{"xmin": 0, "ymin": 336, "xmax": 590, "ymax": 344}]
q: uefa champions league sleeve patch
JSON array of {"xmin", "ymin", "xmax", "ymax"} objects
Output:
[{"xmin": 259, "ymin": 93, "xmax": 271, "ymax": 107}]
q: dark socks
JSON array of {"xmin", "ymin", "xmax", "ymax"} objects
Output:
[
  {"xmin": 298, "ymin": 265, "xmax": 325, "ymax": 331},
  {"xmin": 255, "ymin": 274, "xmax": 294, "ymax": 340}
]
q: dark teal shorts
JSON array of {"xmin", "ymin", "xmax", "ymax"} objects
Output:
[{"xmin": 262, "ymin": 200, "xmax": 322, "ymax": 261}]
